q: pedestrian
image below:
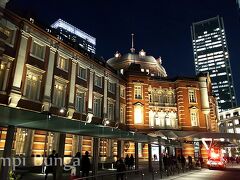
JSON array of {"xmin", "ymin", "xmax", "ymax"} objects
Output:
[
  {"xmin": 125, "ymin": 154, "xmax": 130, "ymax": 169},
  {"xmin": 116, "ymin": 157, "xmax": 126, "ymax": 180},
  {"xmin": 153, "ymin": 154, "xmax": 157, "ymax": 161},
  {"xmin": 187, "ymin": 155, "xmax": 192, "ymax": 169},
  {"xmin": 181, "ymin": 155, "xmax": 186, "ymax": 171},
  {"xmin": 81, "ymin": 151, "xmax": 91, "ymax": 177},
  {"xmin": 72, "ymin": 152, "xmax": 81, "ymax": 178},
  {"xmin": 129, "ymin": 154, "xmax": 134, "ymax": 169},
  {"xmin": 45, "ymin": 150, "xmax": 57, "ymax": 180},
  {"xmin": 199, "ymin": 156, "xmax": 203, "ymax": 168}
]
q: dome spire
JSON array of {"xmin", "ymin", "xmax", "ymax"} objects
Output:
[{"xmin": 130, "ymin": 33, "xmax": 135, "ymax": 53}]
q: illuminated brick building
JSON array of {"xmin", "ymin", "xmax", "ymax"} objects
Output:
[{"xmin": 0, "ymin": 5, "xmax": 218, "ymax": 178}]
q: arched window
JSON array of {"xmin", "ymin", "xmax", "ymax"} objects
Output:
[{"xmin": 134, "ymin": 103, "xmax": 144, "ymax": 124}]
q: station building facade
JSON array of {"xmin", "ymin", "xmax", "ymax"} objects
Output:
[{"xmin": 0, "ymin": 7, "xmax": 219, "ymax": 168}]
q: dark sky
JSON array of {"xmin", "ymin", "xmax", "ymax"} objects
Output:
[{"xmin": 6, "ymin": 0, "xmax": 240, "ymax": 104}]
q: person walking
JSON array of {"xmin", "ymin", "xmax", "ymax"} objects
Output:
[
  {"xmin": 125, "ymin": 154, "xmax": 130, "ymax": 169},
  {"xmin": 45, "ymin": 150, "xmax": 57, "ymax": 180},
  {"xmin": 187, "ymin": 155, "xmax": 193, "ymax": 169},
  {"xmin": 129, "ymin": 154, "xmax": 134, "ymax": 169},
  {"xmin": 181, "ymin": 155, "xmax": 186, "ymax": 172},
  {"xmin": 81, "ymin": 151, "xmax": 91, "ymax": 177},
  {"xmin": 73, "ymin": 152, "xmax": 81, "ymax": 178},
  {"xmin": 116, "ymin": 157, "xmax": 126, "ymax": 180}
]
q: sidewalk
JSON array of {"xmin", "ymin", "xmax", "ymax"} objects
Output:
[{"xmin": 20, "ymin": 167, "xmax": 203, "ymax": 180}]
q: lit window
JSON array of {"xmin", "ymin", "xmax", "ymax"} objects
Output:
[
  {"xmin": 108, "ymin": 102, "xmax": 115, "ymax": 121},
  {"xmin": 94, "ymin": 75, "xmax": 102, "ymax": 88},
  {"xmin": 24, "ymin": 70, "xmax": 42, "ymax": 101},
  {"xmin": 189, "ymin": 90, "xmax": 196, "ymax": 103},
  {"xmin": 120, "ymin": 106, "xmax": 125, "ymax": 123},
  {"xmin": 134, "ymin": 103, "xmax": 143, "ymax": 124},
  {"xmin": 31, "ymin": 41, "xmax": 45, "ymax": 60},
  {"xmin": 93, "ymin": 96, "xmax": 102, "ymax": 117},
  {"xmin": 53, "ymin": 81, "xmax": 66, "ymax": 107},
  {"xmin": 57, "ymin": 55, "xmax": 69, "ymax": 71},
  {"xmin": 134, "ymin": 85, "xmax": 142, "ymax": 99},
  {"xmin": 165, "ymin": 115, "xmax": 171, "ymax": 126},
  {"xmin": 191, "ymin": 112, "xmax": 198, "ymax": 126},
  {"xmin": 235, "ymin": 128, "xmax": 240, "ymax": 134},
  {"xmin": 108, "ymin": 82, "xmax": 115, "ymax": 94},
  {"xmin": 75, "ymin": 91, "xmax": 85, "ymax": 113},
  {"xmin": 120, "ymin": 86, "xmax": 125, "ymax": 99},
  {"xmin": 0, "ymin": 62, "xmax": 7, "ymax": 91},
  {"xmin": 78, "ymin": 66, "xmax": 87, "ymax": 80}
]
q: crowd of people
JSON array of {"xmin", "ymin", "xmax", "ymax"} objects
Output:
[
  {"xmin": 115, "ymin": 154, "xmax": 135, "ymax": 180},
  {"xmin": 162, "ymin": 154, "xmax": 204, "ymax": 175},
  {"xmin": 44, "ymin": 150, "xmax": 91, "ymax": 180},
  {"xmin": 44, "ymin": 150, "xmax": 135, "ymax": 180}
]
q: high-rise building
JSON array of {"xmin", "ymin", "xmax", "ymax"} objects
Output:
[
  {"xmin": 50, "ymin": 19, "xmax": 96, "ymax": 54},
  {"xmin": 191, "ymin": 16, "xmax": 237, "ymax": 112}
]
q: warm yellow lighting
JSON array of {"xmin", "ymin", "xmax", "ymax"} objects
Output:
[
  {"xmin": 134, "ymin": 104, "xmax": 143, "ymax": 124},
  {"xmin": 59, "ymin": 108, "xmax": 64, "ymax": 113},
  {"xmin": 115, "ymin": 51, "xmax": 121, "ymax": 58},
  {"xmin": 139, "ymin": 49, "xmax": 146, "ymax": 56},
  {"xmin": 0, "ymin": 64, "xmax": 4, "ymax": 70}
]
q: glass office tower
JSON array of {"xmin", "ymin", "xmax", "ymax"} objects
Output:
[
  {"xmin": 50, "ymin": 19, "xmax": 96, "ymax": 54},
  {"xmin": 191, "ymin": 16, "xmax": 236, "ymax": 111}
]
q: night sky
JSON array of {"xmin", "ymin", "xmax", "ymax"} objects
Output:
[{"xmin": 6, "ymin": 0, "xmax": 240, "ymax": 104}]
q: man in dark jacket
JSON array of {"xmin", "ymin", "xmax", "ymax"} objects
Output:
[
  {"xmin": 81, "ymin": 151, "xmax": 91, "ymax": 177},
  {"xmin": 116, "ymin": 158, "xmax": 126, "ymax": 180},
  {"xmin": 45, "ymin": 150, "xmax": 57, "ymax": 180}
]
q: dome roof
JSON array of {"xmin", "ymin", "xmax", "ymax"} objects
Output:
[{"xmin": 106, "ymin": 51, "xmax": 167, "ymax": 77}]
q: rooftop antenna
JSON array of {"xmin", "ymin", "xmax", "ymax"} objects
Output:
[{"xmin": 130, "ymin": 33, "xmax": 135, "ymax": 53}]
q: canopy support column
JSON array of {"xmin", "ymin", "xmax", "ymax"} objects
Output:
[
  {"xmin": 134, "ymin": 142, "xmax": 139, "ymax": 170},
  {"xmin": 92, "ymin": 137, "xmax": 99, "ymax": 176},
  {"xmin": 56, "ymin": 133, "xmax": 66, "ymax": 180},
  {"xmin": 0, "ymin": 125, "xmax": 15, "ymax": 180},
  {"xmin": 148, "ymin": 143, "xmax": 153, "ymax": 172}
]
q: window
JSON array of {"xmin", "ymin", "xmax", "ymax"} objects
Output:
[
  {"xmin": 94, "ymin": 75, "xmax": 102, "ymax": 88},
  {"xmin": 24, "ymin": 71, "xmax": 41, "ymax": 101},
  {"xmin": 108, "ymin": 102, "xmax": 115, "ymax": 121},
  {"xmin": 5, "ymin": 27, "xmax": 14, "ymax": 45},
  {"xmin": 191, "ymin": 112, "xmax": 198, "ymax": 126},
  {"xmin": 165, "ymin": 115, "xmax": 171, "ymax": 126},
  {"xmin": 120, "ymin": 86, "xmax": 125, "ymax": 98},
  {"xmin": 134, "ymin": 103, "xmax": 143, "ymax": 124},
  {"xmin": 78, "ymin": 66, "xmax": 87, "ymax": 80},
  {"xmin": 31, "ymin": 41, "xmax": 45, "ymax": 60},
  {"xmin": 57, "ymin": 55, "xmax": 69, "ymax": 71},
  {"xmin": 75, "ymin": 91, "xmax": 85, "ymax": 113},
  {"xmin": 235, "ymin": 128, "xmax": 240, "ymax": 134},
  {"xmin": 0, "ymin": 62, "xmax": 7, "ymax": 90},
  {"xmin": 93, "ymin": 97, "xmax": 102, "ymax": 117},
  {"xmin": 120, "ymin": 106, "xmax": 126, "ymax": 123},
  {"xmin": 108, "ymin": 82, "xmax": 115, "ymax": 94},
  {"xmin": 234, "ymin": 119, "xmax": 239, "ymax": 125},
  {"xmin": 189, "ymin": 90, "xmax": 196, "ymax": 103},
  {"xmin": 134, "ymin": 85, "xmax": 142, "ymax": 99},
  {"xmin": 53, "ymin": 81, "xmax": 66, "ymax": 107}
]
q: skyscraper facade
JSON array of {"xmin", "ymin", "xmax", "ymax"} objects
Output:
[
  {"xmin": 191, "ymin": 16, "xmax": 237, "ymax": 112},
  {"xmin": 50, "ymin": 19, "xmax": 96, "ymax": 54}
]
